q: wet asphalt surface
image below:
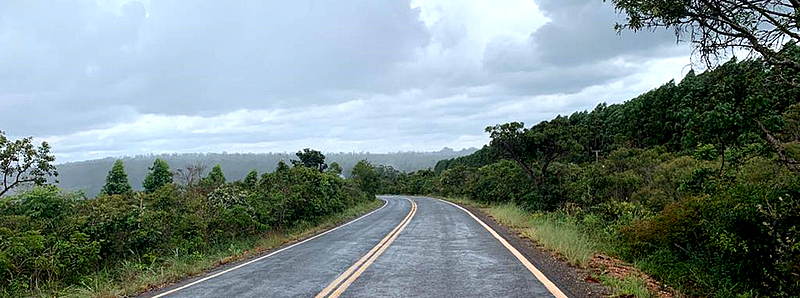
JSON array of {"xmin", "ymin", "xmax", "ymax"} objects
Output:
[{"xmin": 143, "ymin": 196, "xmax": 557, "ymax": 298}]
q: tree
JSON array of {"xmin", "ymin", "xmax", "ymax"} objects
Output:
[
  {"xmin": 351, "ymin": 160, "xmax": 379, "ymax": 196},
  {"xmin": 204, "ymin": 164, "xmax": 226, "ymax": 186},
  {"xmin": 485, "ymin": 122, "xmax": 537, "ymax": 182},
  {"xmin": 0, "ymin": 131, "xmax": 57, "ymax": 197},
  {"xmin": 328, "ymin": 162, "xmax": 343, "ymax": 175},
  {"xmin": 175, "ymin": 163, "xmax": 206, "ymax": 187},
  {"xmin": 486, "ymin": 118, "xmax": 582, "ymax": 187},
  {"xmin": 292, "ymin": 148, "xmax": 328, "ymax": 172},
  {"xmin": 143, "ymin": 158, "xmax": 173, "ymax": 193},
  {"xmin": 243, "ymin": 169, "xmax": 258, "ymax": 189},
  {"xmin": 437, "ymin": 165, "xmax": 477, "ymax": 197},
  {"xmin": 608, "ymin": 0, "xmax": 800, "ymax": 72},
  {"xmin": 101, "ymin": 159, "xmax": 132, "ymax": 196},
  {"xmin": 609, "ymin": 1, "xmax": 800, "ymax": 171}
]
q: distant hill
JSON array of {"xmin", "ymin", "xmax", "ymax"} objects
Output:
[{"xmin": 55, "ymin": 148, "xmax": 478, "ymax": 197}]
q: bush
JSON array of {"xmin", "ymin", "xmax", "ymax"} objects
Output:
[
  {"xmin": 622, "ymin": 171, "xmax": 800, "ymax": 297},
  {"xmin": 471, "ymin": 160, "xmax": 533, "ymax": 204},
  {"xmin": 0, "ymin": 162, "xmax": 373, "ymax": 295}
]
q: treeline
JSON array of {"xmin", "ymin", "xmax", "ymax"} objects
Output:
[
  {"xmin": 379, "ymin": 55, "xmax": 800, "ymax": 297},
  {"xmin": 55, "ymin": 148, "xmax": 476, "ymax": 197},
  {"xmin": 0, "ymin": 149, "xmax": 379, "ymax": 296}
]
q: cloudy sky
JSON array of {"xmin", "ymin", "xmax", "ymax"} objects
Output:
[{"xmin": 1, "ymin": 0, "xmax": 693, "ymax": 162}]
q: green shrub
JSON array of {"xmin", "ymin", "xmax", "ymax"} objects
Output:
[{"xmin": 471, "ymin": 160, "xmax": 533, "ymax": 204}]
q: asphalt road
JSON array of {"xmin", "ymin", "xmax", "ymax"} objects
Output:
[{"xmin": 144, "ymin": 196, "xmax": 562, "ymax": 298}]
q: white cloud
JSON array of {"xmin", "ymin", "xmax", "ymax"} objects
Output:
[{"xmin": 1, "ymin": 0, "xmax": 694, "ymax": 163}]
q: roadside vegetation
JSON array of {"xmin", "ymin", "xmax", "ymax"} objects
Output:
[
  {"xmin": 374, "ymin": 48, "xmax": 800, "ymax": 297},
  {"xmin": 372, "ymin": 2, "xmax": 800, "ymax": 296},
  {"xmin": 0, "ymin": 142, "xmax": 380, "ymax": 297}
]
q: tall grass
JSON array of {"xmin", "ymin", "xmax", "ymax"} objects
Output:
[{"xmin": 486, "ymin": 204, "xmax": 596, "ymax": 267}]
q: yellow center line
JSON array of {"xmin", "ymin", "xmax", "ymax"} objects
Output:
[
  {"xmin": 328, "ymin": 201, "xmax": 416, "ymax": 298},
  {"xmin": 315, "ymin": 198, "xmax": 417, "ymax": 298}
]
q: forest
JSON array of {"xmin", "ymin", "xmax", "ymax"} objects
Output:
[
  {"xmin": 0, "ymin": 144, "xmax": 382, "ymax": 297},
  {"xmin": 375, "ymin": 52, "xmax": 800, "ymax": 297}
]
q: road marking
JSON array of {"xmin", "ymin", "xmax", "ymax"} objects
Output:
[
  {"xmin": 150, "ymin": 199, "xmax": 389, "ymax": 298},
  {"xmin": 437, "ymin": 198, "xmax": 570, "ymax": 298},
  {"xmin": 316, "ymin": 198, "xmax": 417, "ymax": 298}
]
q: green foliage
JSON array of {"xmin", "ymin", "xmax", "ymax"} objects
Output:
[
  {"xmin": 143, "ymin": 158, "xmax": 173, "ymax": 193},
  {"xmin": 369, "ymin": 53, "xmax": 800, "ymax": 297},
  {"xmin": 200, "ymin": 164, "xmax": 227, "ymax": 189},
  {"xmin": 486, "ymin": 117, "xmax": 582, "ymax": 187},
  {"xmin": 350, "ymin": 160, "xmax": 379, "ymax": 197},
  {"xmin": 434, "ymin": 145, "xmax": 498, "ymax": 175},
  {"xmin": 609, "ymin": 0, "xmax": 800, "ymax": 74},
  {"xmin": 0, "ymin": 154, "xmax": 373, "ymax": 296},
  {"xmin": 292, "ymin": 148, "xmax": 327, "ymax": 172},
  {"xmin": 328, "ymin": 162, "xmax": 343, "ymax": 175},
  {"xmin": 0, "ymin": 130, "xmax": 58, "ymax": 197},
  {"xmin": 437, "ymin": 165, "xmax": 476, "ymax": 197},
  {"xmin": 101, "ymin": 159, "xmax": 132, "ymax": 196},
  {"xmin": 243, "ymin": 169, "xmax": 258, "ymax": 189},
  {"xmin": 55, "ymin": 149, "xmax": 476, "ymax": 197},
  {"xmin": 471, "ymin": 160, "xmax": 533, "ymax": 205}
]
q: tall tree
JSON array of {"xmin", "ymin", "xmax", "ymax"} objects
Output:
[
  {"xmin": 609, "ymin": 0, "xmax": 800, "ymax": 171},
  {"xmin": 143, "ymin": 158, "xmax": 173, "ymax": 193},
  {"xmin": 608, "ymin": 0, "xmax": 800, "ymax": 71},
  {"xmin": 101, "ymin": 159, "xmax": 132, "ymax": 196},
  {"xmin": 351, "ymin": 160, "xmax": 379, "ymax": 196},
  {"xmin": 293, "ymin": 148, "xmax": 328, "ymax": 172},
  {"xmin": 486, "ymin": 118, "xmax": 581, "ymax": 186},
  {"xmin": 485, "ymin": 122, "xmax": 537, "ymax": 182},
  {"xmin": 243, "ymin": 169, "xmax": 258, "ymax": 189},
  {"xmin": 205, "ymin": 164, "xmax": 227, "ymax": 186},
  {"xmin": 0, "ymin": 131, "xmax": 57, "ymax": 197}
]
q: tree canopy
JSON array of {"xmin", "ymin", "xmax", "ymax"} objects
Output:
[
  {"xmin": 351, "ymin": 160, "xmax": 379, "ymax": 196},
  {"xmin": 101, "ymin": 159, "xmax": 132, "ymax": 196},
  {"xmin": 328, "ymin": 162, "xmax": 343, "ymax": 175},
  {"xmin": 204, "ymin": 164, "xmax": 227, "ymax": 186},
  {"xmin": 142, "ymin": 158, "xmax": 173, "ymax": 193},
  {"xmin": 609, "ymin": 0, "xmax": 800, "ymax": 72},
  {"xmin": 0, "ymin": 131, "xmax": 57, "ymax": 197},
  {"xmin": 293, "ymin": 148, "xmax": 328, "ymax": 172}
]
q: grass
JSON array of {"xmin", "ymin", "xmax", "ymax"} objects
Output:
[
  {"xmin": 29, "ymin": 199, "xmax": 384, "ymax": 298},
  {"xmin": 599, "ymin": 274, "xmax": 655, "ymax": 298},
  {"xmin": 486, "ymin": 203, "xmax": 596, "ymax": 267}
]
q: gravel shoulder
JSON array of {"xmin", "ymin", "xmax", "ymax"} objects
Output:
[{"xmin": 454, "ymin": 202, "xmax": 610, "ymax": 298}]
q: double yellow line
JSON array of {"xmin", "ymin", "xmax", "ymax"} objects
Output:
[{"xmin": 315, "ymin": 198, "xmax": 417, "ymax": 298}]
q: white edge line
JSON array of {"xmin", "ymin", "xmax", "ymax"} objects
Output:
[
  {"xmin": 436, "ymin": 197, "xmax": 570, "ymax": 298},
  {"xmin": 151, "ymin": 198, "xmax": 389, "ymax": 298}
]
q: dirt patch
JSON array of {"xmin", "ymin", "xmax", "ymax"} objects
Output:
[{"xmin": 590, "ymin": 254, "xmax": 675, "ymax": 298}]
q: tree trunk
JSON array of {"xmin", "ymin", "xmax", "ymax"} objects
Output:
[
  {"xmin": 512, "ymin": 158, "xmax": 541, "ymax": 186},
  {"xmin": 756, "ymin": 120, "xmax": 800, "ymax": 172}
]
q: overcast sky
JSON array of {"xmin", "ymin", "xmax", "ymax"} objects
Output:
[{"xmin": 1, "ymin": 0, "xmax": 693, "ymax": 162}]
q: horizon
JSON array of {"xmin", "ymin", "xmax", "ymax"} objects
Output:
[{"xmin": 55, "ymin": 146, "xmax": 481, "ymax": 165}]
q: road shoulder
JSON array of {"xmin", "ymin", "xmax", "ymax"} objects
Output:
[{"xmin": 450, "ymin": 200, "xmax": 608, "ymax": 298}]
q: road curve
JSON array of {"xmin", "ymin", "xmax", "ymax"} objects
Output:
[{"xmin": 142, "ymin": 196, "xmax": 563, "ymax": 298}]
